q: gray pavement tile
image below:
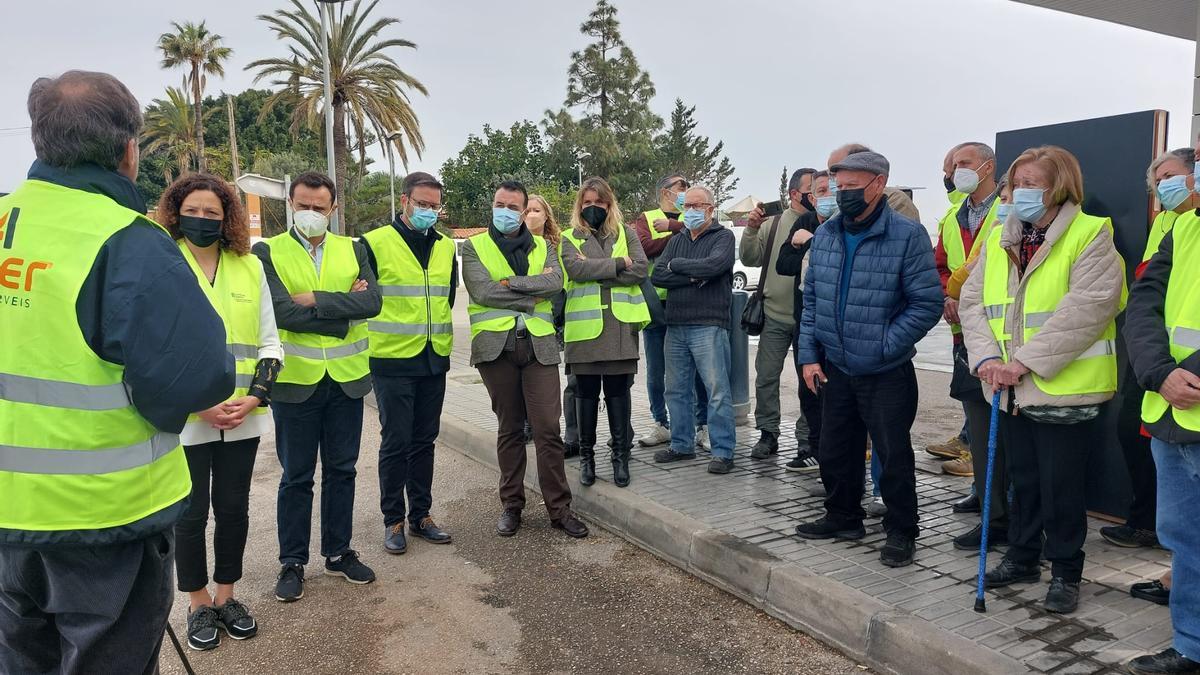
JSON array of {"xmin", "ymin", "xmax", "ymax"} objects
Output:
[
  {"xmin": 1001, "ymin": 638, "xmax": 1050, "ymax": 660},
  {"xmin": 957, "ymin": 617, "xmax": 1007, "ymax": 640}
]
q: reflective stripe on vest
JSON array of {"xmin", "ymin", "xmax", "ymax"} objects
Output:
[
  {"xmin": 0, "ymin": 179, "xmax": 190, "ymax": 532},
  {"xmin": 643, "ymin": 209, "xmax": 673, "ymax": 299},
  {"xmin": 265, "ymin": 231, "xmax": 370, "ymax": 384},
  {"xmin": 939, "ymin": 198, "xmax": 1001, "ymax": 335},
  {"xmin": 560, "ymin": 225, "xmax": 650, "ymax": 343},
  {"xmin": 467, "ymin": 233, "xmax": 556, "ymax": 338},
  {"xmin": 981, "ymin": 211, "xmax": 1123, "ymax": 398},
  {"xmin": 1143, "ymin": 215, "xmax": 1200, "ymax": 430},
  {"xmin": 362, "ymin": 225, "xmax": 455, "ymax": 359},
  {"xmin": 178, "ymin": 242, "xmax": 267, "ymax": 435}
]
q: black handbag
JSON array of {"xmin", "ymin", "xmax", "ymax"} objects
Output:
[{"xmin": 740, "ymin": 215, "xmax": 782, "ymax": 336}]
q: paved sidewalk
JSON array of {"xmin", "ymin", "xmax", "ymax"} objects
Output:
[{"xmin": 437, "ymin": 308, "xmax": 1171, "ymax": 674}]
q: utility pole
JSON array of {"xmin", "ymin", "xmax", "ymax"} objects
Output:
[{"xmin": 226, "ymin": 94, "xmax": 241, "ymax": 193}]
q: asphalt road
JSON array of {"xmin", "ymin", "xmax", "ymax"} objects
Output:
[{"xmin": 159, "ymin": 410, "xmax": 868, "ymax": 675}]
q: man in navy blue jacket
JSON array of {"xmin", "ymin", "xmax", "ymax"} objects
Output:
[{"xmin": 794, "ymin": 151, "xmax": 942, "ymax": 568}]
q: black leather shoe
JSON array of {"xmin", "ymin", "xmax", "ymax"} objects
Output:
[
  {"xmin": 880, "ymin": 532, "xmax": 916, "ymax": 567},
  {"xmin": 606, "ymin": 395, "xmax": 632, "ymax": 488},
  {"xmin": 952, "ymin": 493, "xmax": 981, "ymax": 514},
  {"xmin": 563, "ymin": 441, "xmax": 580, "ymax": 459},
  {"xmin": 410, "ymin": 517, "xmax": 452, "ymax": 544},
  {"xmin": 552, "ymin": 513, "xmax": 589, "ymax": 538},
  {"xmin": 794, "ymin": 516, "xmax": 865, "ymax": 541},
  {"xmin": 1127, "ymin": 648, "xmax": 1200, "ymax": 674},
  {"xmin": 383, "ymin": 523, "xmax": 407, "ymax": 554},
  {"xmin": 1131, "ymin": 579, "xmax": 1171, "ymax": 606},
  {"xmin": 653, "ymin": 448, "xmax": 697, "ymax": 463},
  {"xmin": 750, "ymin": 431, "xmax": 779, "ymax": 459},
  {"xmin": 952, "ymin": 522, "xmax": 1009, "ymax": 551},
  {"xmin": 1100, "ymin": 524, "xmax": 1160, "ymax": 549},
  {"xmin": 577, "ymin": 397, "xmax": 600, "ymax": 486},
  {"xmin": 1043, "ymin": 577, "xmax": 1080, "ymax": 614},
  {"xmin": 984, "ymin": 557, "xmax": 1041, "ymax": 588},
  {"xmin": 497, "ymin": 508, "xmax": 521, "ymax": 537}
]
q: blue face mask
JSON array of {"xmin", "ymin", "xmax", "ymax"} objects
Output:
[
  {"xmin": 409, "ymin": 207, "xmax": 438, "ymax": 231},
  {"xmin": 816, "ymin": 195, "xmax": 838, "ymax": 219},
  {"xmin": 1157, "ymin": 174, "xmax": 1191, "ymax": 211},
  {"xmin": 492, "ymin": 207, "xmax": 521, "ymax": 234},
  {"xmin": 1012, "ymin": 188, "xmax": 1048, "ymax": 223},
  {"xmin": 674, "ymin": 191, "xmax": 686, "ymax": 211},
  {"xmin": 995, "ymin": 203, "xmax": 1012, "ymax": 222},
  {"xmin": 683, "ymin": 208, "xmax": 708, "ymax": 231}
]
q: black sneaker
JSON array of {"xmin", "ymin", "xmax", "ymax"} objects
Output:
[
  {"xmin": 951, "ymin": 493, "xmax": 981, "ymax": 514},
  {"xmin": 983, "ymin": 557, "xmax": 1041, "ymax": 589},
  {"xmin": 1130, "ymin": 579, "xmax": 1171, "ymax": 606},
  {"xmin": 1043, "ymin": 577, "xmax": 1080, "ymax": 614},
  {"xmin": 794, "ymin": 516, "xmax": 865, "ymax": 541},
  {"xmin": 274, "ymin": 563, "xmax": 304, "ymax": 602},
  {"xmin": 1127, "ymin": 648, "xmax": 1200, "ymax": 674},
  {"xmin": 1100, "ymin": 524, "xmax": 1160, "ymax": 549},
  {"xmin": 952, "ymin": 522, "xmax": 1009, "ymax": 551},
  {"xmin": 324, "ymin": 550, "xmax": 376, "ymax": 584},
  {"xmin": 707, "ymin": 458, "xmax": 734, "ymax": 474},
  {"xmin": 750, "ymin": 431, "xmax": 778, "ymax": 459},
  {"xmin": 186, "ymin": 606, "xmax": 220, "ymax": 651},
  {"xmin": 215, "ymin": 599, "xmax": 258, "ymax": 640},
  {"xmin": 785, "ymin": 451, "xmax": 820, "ymax": 473},
  {"xmin": 880, "ymin": 532, "xmax": 916, "ymax": 567},
  {"xmin": 653, "ymin": 448, "xmax": 696, "ymax": 463}
]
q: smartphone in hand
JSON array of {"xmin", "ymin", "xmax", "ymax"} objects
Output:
[{"xmin": 759, "ymin": 200, "xmax": 784, "ymax": 217}]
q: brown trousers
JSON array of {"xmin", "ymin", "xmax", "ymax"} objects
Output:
[{"xmin": 477, "ymin": 336, "xmax": 573, "ymax": 519}]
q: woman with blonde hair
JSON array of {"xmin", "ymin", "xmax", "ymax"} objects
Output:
[
  {"xmin": 559, "ymin": 177, "xmax": 649, "ymax": 488},
  {"xmin": 959, "ymin": 145, "xmax": 1125, "ymax": 614}
]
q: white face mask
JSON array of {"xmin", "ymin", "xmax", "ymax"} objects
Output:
[
  {"xmin": 953, "ymin": 167, "xmax": 981, "ymax": 194},
  {"xmin": 293, "ymin": 209, "xmax": 329, "ymax": 237}
]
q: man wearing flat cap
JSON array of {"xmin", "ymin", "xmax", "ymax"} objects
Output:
[{"xmin": 794, "ymin": 150, "xmax": 942, "ymax": 569}]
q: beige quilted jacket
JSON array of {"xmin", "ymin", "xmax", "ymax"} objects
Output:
[{"xmin": 959, "ymin": 201, "xmax": 1124, "ymax": 409}]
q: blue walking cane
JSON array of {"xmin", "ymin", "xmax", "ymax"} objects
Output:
[{"xmin": 974, "ymin": 388, "xmax": 1003, "ymax": 613}]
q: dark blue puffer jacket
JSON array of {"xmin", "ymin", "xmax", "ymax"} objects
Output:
[{"xmin": 797, "ymin": 202, "xmax": 943, "ymax": 376}]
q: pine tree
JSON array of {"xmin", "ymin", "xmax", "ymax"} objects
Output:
[{"xmin": 656, "ymin": 99, "xmax": 739, "ymax": 204}]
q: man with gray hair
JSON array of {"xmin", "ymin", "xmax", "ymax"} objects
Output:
[
  {"xmin": 0, "ymin": 71, "xmax": 232, "ymax": 673},
  {"xmin": 795, "ymin": 150, "xmax": 942, "ymax": 568}
]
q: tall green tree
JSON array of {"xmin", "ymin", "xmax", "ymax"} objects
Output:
[
  {"xmin": 656, "ymin": 99, "xmax": 738, "ymax": 203},
  {"xmin": 142, "ymin": 87, "xmax": 211, "ymax": 183},
  {"xmin": 246, "ymin": 0, "xmax": 427, "ymax": 233},
  {"xmin": 157, "ymin": 21, "xmax": 233, "ymax": 172},
  {"xmin": 440, "ymin": 121, "xmax": 556, "ymax": 227},
  {"xmin": 542, "ymin": 0, "xmax": 661, "ymax": 207}
]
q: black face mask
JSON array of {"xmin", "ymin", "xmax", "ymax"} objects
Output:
[
  {"xmin": 581, "ymin": 205, "xmax": 608, "ymax": 229},
  {"xmin": 178, "ymin": 215, "xmax": 223, "ymax": 247},
  {"xmin": 835, "ymin": 187, "xmax": 872, "ymax": 220},
  {"xmin": 943, "ymin": 175, "xmax": 956, "ymax": 194},
  {"xmin": 799, "ymin": 192, "xmax": 815, "ymax": 212}
]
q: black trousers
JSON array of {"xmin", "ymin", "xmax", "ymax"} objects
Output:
[
  {"xmin": 819, "ymin": 362, "xmax": 920, "ymax": 538},
  {"xmin": 175, "ymin": 437, "xmax": 260, "ymax": 592},
  {"xmin": 1003, "ymin": 412, "xmax": 1093, "ymax": 582},
  {"xmin": 376, "ymin": 372, "xmax": 446, "ymax": 528},
  {"xmin": 965, "ymin": 395, "xmax": 1007, "ymax": 525},
  {"xmin": 1117, "ymin": 373, "xmax": 1157, "ymax": 530},
  {"xmin": 0, "ymin": 532, "xmax": 175, "ymax": 675},
  {"xmin": 792, "ymin": 336, "xmax": 823, "ymax": 454}
]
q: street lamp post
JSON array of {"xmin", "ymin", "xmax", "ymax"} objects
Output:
[
  {"xmin": 575, "ymin": 149, "xmax": 591, "ymax": 187},
  {"xmin": 384, "ymin": 130, "xmax": 405, "ymax": 223},
  {"xmin": 316, "ymin": 0, "xmax": 345, "ymax": 233}
]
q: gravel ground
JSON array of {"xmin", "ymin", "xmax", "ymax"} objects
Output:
[{"xmin": 159, "ymin": 410, "xmax": 869, "ymax": 675}]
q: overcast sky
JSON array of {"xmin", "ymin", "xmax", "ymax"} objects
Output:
[{"xmin": 0, "ymin": 0, "xmax": 1193, "ymax": 226}]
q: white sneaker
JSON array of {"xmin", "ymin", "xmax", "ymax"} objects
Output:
[
  {"xmin": 695, "ymin": 425, "xmax": 710, "ymax": 451},
  {"xmin": 866, "ymin": 497, "xmax": 888, "ymax": 517},
  {"xmin": 637, "ymin": 422, "xmax": 671, "ymax": 447}
]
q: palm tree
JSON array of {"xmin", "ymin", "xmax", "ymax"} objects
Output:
[
  {"xmin": 158, "ymin": 21, "xmax": 233, "ymax": 172},
  {"xmin": 247, "ymin": 0, "xmax": 427, "ymax": 230},
  {"xmin": 143, "ymin": 87, "xmax": 215, "ymax": 183}
]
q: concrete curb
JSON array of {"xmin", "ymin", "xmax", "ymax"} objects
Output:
[{"xmin": 436, "ymin": 413, "xmax": 1029, "ymax": 675}]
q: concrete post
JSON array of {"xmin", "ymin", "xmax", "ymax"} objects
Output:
[{"xmin": 729, "ymin": 290, "xmax": 751, "ymax": 426}]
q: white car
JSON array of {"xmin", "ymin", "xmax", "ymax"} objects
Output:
[{"xmin": 730, "ymin": 225, "xmax": 761, "ymax": 291}]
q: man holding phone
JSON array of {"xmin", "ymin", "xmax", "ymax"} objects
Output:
[{"xmin": 742, "ymin": 168, "xmax": 817, "ymax": 463}]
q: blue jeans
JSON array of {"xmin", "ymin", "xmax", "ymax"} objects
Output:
[
  {"xmin": 1152, "ymin": 438, "xmax": 1200, "ymax": 660},
  {"xmin": 273, "ymin": 377, "xmax": 364, "ymax": 565},
  {"xmin": 665, "ymin": 325, "xmax": 736, "ymax": 459},
  {"xmin": 870, "ymin": 447, "xmax": 882, "ymax": 498},
  {"xmin": 644, "ymin": 323, "xmax": 709, "ymax": 427}
]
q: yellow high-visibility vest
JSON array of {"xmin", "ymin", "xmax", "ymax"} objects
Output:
[
  {"xmin": 643, "ymin": 209, "xmax": 675, "ymax": 301},
  {"xmin": 1143, "ymin": 210, "xmax": 1184, "ymax": 263},
  {"xmin": 264, "ymin": 231, "xmax": 370, "ymax": 384},
  {"xmin": 467, "ymin": 232, "xmax": 555, "ymax": 338},
  {"xmin": 1143, "ymin": 215, "xmax": 1200, "ymax": 431},
  {"xmin": 0, "ymin": 180, "xmax": 189, "ymax": 532},
  {"xmin": 561, "ymin": 225, "xmax": 649, "ymax": 343},
  {"xmin": 981, "ymin": 211, "xmax": 1124, "ymax": 397},
  {"xmin": 938, "ymin": 198, "xmax": 1002, "ymax": 335},
  {"xmin": 362, "ymin": 225, "xmax": 455, "ymax": 359}
]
